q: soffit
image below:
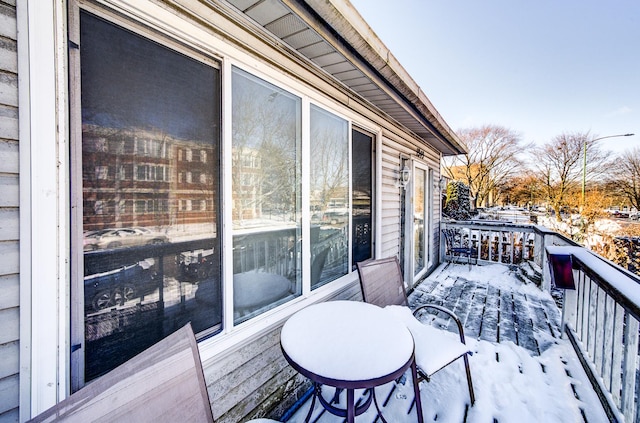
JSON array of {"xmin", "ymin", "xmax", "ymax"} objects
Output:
[{"xmin": 224, "ymin": 0, "xmax": 467, "ymax": 156}]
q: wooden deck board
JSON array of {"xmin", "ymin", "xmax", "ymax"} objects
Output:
[
  {"xmin": 287, "ymin": 263, "xmax": 605, "ymax": 423},
  {"xmin": 480, "ymin": 285, "xmax": 500, "ymax": 343},
  {"xmin": 512, "ymin": 294, "xmax": 539, "ymax": 354},
  {"xmin": 410, "ymin": 267, "xmax": 562, "ymax": 356},
  {"xmin": 462, "ymin": 286, "xmax": 486, "ymax": 340}
]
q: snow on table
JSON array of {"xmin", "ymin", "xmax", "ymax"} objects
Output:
[{"xmin": 280, "ymin": 300, "xmax": 414, "ymax": 382}]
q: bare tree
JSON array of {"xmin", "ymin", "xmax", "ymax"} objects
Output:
[
  {"xmin": 443, "ymin": 125, "xmax": 529, "ymax": 208},
  {"xmin": 533, "ymin": 131, "xmax": 610, "ymax": 221},
  {"xmin": 610, "ymin": 147, "xmax": 640, "ymax": 210}
]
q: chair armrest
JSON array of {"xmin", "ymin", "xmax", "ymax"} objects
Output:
[{"xmin": 412, "ymin": 304, "xmax": 467, "ymax": 344}]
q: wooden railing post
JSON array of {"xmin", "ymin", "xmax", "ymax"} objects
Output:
[{"xmin": 561, "ymin": 272, "xmax": 578, "ymax": 339}]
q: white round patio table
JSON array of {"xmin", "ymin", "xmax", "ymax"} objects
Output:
[{"xmin": 280, "ymin": 300, "xmax": 424, "ymax": 423}]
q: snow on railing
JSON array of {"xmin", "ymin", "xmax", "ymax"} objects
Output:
[
  {"xmin": 441, "ymin": 221, "xmax": 537, "ymax": 265},
  {"xmin": 442, "ymin": 220, "xmax": 640, "ymax": 421},
  {"xmin": 549, "ymin": 245, "xmax": 640, "ymax": 423}
]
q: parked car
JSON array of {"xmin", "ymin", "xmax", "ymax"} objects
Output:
[
  {"xmin": 322, "ymin": 208, "xmax": 349, "ymax": 225},
  {"xmin": 83, "ymin": 227, "xmax": 169, "ymax": 251},
  {"xmin": 607, "ymin": 210, "xmax": 630, "ymax": 219},
  {"xmin": 84, "ymin": 259, "xmax": 156, "ymax": 312}
]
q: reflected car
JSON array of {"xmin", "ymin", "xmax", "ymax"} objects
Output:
[
  {"xmin": 322, "ymin": 208, "xmax": 349, "ymax": 225},
  {"xmin": 84, "ymin": 259, "xmax": 156, "ymax": 312},
  {"xmin": 178, "ymin": 248, "xmax": 217, "ymax": 282},
  {"xmin": 84, "ymin": 227, "xmax": 169, "ymax": 251}
]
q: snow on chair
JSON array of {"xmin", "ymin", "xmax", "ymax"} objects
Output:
[{"xmin": 356, "ymin": 257, "xmax": 475, "ymax": 406}]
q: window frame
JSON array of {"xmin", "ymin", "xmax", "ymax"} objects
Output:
[{"xmin": 30, "ymin": 0, "xmax": 383, "ymax": 409}]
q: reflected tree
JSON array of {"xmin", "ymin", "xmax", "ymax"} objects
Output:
[
  {"xmin": 232, "ymin": 70, "xmax": 300, "ymax": 223},
  {"xmin": 310, "ymin": 125, "xmax": 349, "ymax": 209}
]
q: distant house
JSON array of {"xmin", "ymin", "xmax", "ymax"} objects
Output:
[{"xmin": 3, "ymin": 0, "xmax": 467, "ymax": 421}]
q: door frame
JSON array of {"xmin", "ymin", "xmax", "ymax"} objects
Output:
[{"xmin": 408, "ymin": 160, "xmax": 432, "ymax": 286}]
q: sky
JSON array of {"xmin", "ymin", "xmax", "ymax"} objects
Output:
[
  {"xmin": 349, "ymin": 0, "xmax": 640, "ymax": 154},
  {"xmin": 287, "ymin": 262, "xmax": 609, "ymax": 422}
]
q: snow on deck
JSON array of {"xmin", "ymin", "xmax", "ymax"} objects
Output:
[{"xmin": 286, "ymin": 262, "xmax": 608, "ymax": 423}]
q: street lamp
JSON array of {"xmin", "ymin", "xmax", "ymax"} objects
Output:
[{"xmin": 582, "ymin": 133, "xmax": 635, "ymax": 208}]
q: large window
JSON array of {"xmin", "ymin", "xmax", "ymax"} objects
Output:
[
  {"xmin": 72, "ymin": 6, "xmax": 377, "ymax": 389},
  {"xmin": 75, "ymin": 11, "xmax": 222, "ymax": 386},
  {"xmin": 231, "ymin": 67, "xmax": 302, "ymax": 323}
]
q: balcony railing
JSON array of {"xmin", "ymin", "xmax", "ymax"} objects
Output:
[{"xmin": 441, "ymin": 220, "xmax": 640, "ymax": 422}]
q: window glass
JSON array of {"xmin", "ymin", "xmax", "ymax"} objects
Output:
[
  {"xmin": 78, "ymin": 11, "xmax": 221, "ymax": 383},
  {"xmin": 352, "ymin": 129, "xmax": 373, "ymax": 266},
  {"xmin": 414, "ymin": 167, "xmax": 426, "ymax": 275},
  {"xmin": 231, "ymin": 67, "xmax": 302, "ymax": 323},
  {"xmin": 310, "ymin": 105, "xmax": 349, "ymax": 289}
]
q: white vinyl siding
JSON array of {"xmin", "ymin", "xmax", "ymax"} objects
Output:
[
  {"xmin": 0, "ymin": 1, "xmax": 19, "ymax": 420},
  {"xmin": 16, "ymin": 0, "xmax": 451, "ymax": 421}
]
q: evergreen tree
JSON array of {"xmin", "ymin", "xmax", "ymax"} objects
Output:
[{"xmin": 443, "ymin": 181, "xmax": 472, "ymax": 220}]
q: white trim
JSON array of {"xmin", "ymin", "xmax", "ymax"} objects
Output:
[
  {"xmin": 412, "ymin": 161, "xmax": 430, "ymax": 282},
  {"xmin": 19, "ymin": 0, "xmax": 70, "ymax": 418},
  {"xmin": 301, "ymin": 98, "xmax": 311, "ymax": 297},
  {"xmin": 23, "ymin": 0, "xmax": 391, "ymax": 406},
  {"xmin": 374, "ymin": 128, "xmax": 383, "ymax": 258},
  {"xmin": 16, "ymin": 1, "xmax": 32, "ymax": 420},
  {"xmin": 222, "ymin": 59, "xmax": 234, "ymax": 335},
  {"xmin": 198, "ymin": 275, "xmax": 358, "ymax": 361}
]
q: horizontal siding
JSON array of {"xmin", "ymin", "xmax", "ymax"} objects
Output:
[
  {"xmin": 0, "ymin": 242, "xmax": 17, "ymax": 276},
  {"xmin": 0, "ymin": 342, "xmax": 18, "ymax": 380},
  {"xmin": 0, "ymin": 275, "xmax": 18, "ymax": 310},
  {"xmin": 0, "ymin": 72, "xmax": 16, "ymax": 108},
  {"xmin": 0, "ymin": 4, "xmax": 16, "ymax": 41},
  {"xmin": 9, "ymin": 1, "xmax": 447, "ymax": 421},
  {"xmin": 0, "ymin": 176, "xmax": 18, "ymax": 207},
  {"xmin": 380, "ymin": 143, "xmax": 401, "ymax": 258},
  {"xmin": 0, "ymin": 2, "xmax": 18, "ymax": 421},
  {"xmin": 0, "ymin": 140, "xmax": 17, "ymax": 173},
  {"xmin": 0, "ymin": 308, "xmax": 18, "ymax": 346},
  {"xmin": 0, "ymin": 210, "xmax": 17, "ymax": 240},
  {"xmin": 0, "ymin": 104, "xmax": 17, "ymax": 140},
  {"xmin": 379, "ymin": 134, "xmax": 443, "ymax": 273},
  {"xmin": 0, "ymin": 38, "xmax": 16, "ymax": 75},
  {"xmin": 0, "ymin": 374, "xmax": 18, "ymax": 419}
]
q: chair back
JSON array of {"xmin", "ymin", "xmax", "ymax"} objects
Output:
[
  {"xmin": 442, "ymin": 228, "xmax": 456, "ymax": 252},
  {"xmin": 29, "ymin": 324, "xmax": 214, "ymax": 422},
  {"xmin": 357, "ymin": 256, "xmax": 408, "ymax": 307}
]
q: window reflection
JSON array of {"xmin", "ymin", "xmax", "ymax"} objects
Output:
[
  {"xmin": 414, "ymin": 168, "xmax": 426, "ymax": 275},
  {"xmin": 310, "ymin": 105, "xmax": 349, "ymax": 289},
  {"xmin": 352, "ymin": 129, "xmax": 373, "ymax": 267},
  {"xmin": 231, "ymin": 68, "xmax": 302, "ymax": 323},
  {"xmin": 79, "ymin": 12, "xmax": 221, "ymax": 383}
]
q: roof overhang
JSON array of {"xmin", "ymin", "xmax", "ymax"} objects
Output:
[{"xmin": 223, "ymin": 0, "xmax": 468, "ymax": 156}]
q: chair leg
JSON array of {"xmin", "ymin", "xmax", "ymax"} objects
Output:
[{"xmin": 463, "ymin": 354, "xmax": 475, "ymax": 405}]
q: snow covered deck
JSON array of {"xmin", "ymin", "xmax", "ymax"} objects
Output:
[{"xmin": 286, "ymin": 262, "xmax": 608, "ymax": 422}]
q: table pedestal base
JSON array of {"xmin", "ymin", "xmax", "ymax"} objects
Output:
[{"xmin": 304, "ymin": 382, "xmax": 401, "ymax": 423}]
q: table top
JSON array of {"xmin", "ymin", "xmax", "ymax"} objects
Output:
[{"xmin": 280, "ymin": 300, "xmax": 414, "ymax": 386}]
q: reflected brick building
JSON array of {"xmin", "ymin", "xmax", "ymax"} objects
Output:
[{"xmin": 82, "ymin": 125, "xmax": 216, "ymax": 231}]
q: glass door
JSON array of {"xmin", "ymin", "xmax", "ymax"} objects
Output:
[{"xmin": 412, "ymin": 163, "xmax": 431, "ymax": 281}]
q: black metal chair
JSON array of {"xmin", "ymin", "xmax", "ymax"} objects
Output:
[
  {"xmin": 442, "ymin": 228, "xmax": 476, "ymax": 269},
  {"xmin": 357, "ymin": 257, "xmax": 475, "ymax": 406}
]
